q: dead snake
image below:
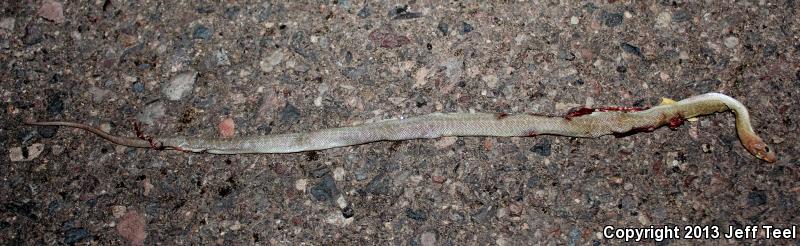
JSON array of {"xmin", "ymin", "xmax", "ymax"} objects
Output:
[{"xmin": 25, "ymin": 92, "xmax": 776, "ymax": 162}]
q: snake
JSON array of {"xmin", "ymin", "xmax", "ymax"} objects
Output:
[{"xmin": 25, "ymin": 92, "xmax": 776, "ymax": 162}]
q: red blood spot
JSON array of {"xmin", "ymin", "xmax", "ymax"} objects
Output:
[
  {"xmin": 564, "ymin": 108, "xmax": 595, "ymax": 120},
  {"xmin": 612, "ymin": 125, "xmax": 657, "ymax": 138},
  {"xmin": 496, "ymin": 112, "xmax": 509, "ymax": 120},
  {"xmin": 526, "ymin": 130, "xmax": 539, "ymax": 137},
  {"xmin": 133, "ymin": 121, "xmax": 162, "ymax": 149},
  {"xmin": 668, "ymin": 116, "xmax": 684, "ymax": 129}
]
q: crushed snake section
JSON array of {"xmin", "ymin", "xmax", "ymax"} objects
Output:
[{"xmin": 25, "ymin": 93, "xmax": 777, "ymax": 162}]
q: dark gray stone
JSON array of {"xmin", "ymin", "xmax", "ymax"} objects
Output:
[
  {"xmin": 193, "ymin": 25, "xmax": 212, "ymax": 40},
  {"xmin": 132, "ymin": 81, "xmax": 144, "ymax": 93},
  {"xmin": 437, "ymin": 22, "xmax": 449, "ymax": 35},
  {"xmin": 621, "ymin": 42, "xmax": 643, "ymax": 57},
  {"xmin": 64, "ymin": 228, "xmax": 89, "ymax": 245},
  {"xmin": 747, "ymin": 190, "xmax": 767, "ymax": 207},
  {"xmin": 405, "ymin": 208, "xmax": 427, "ymax": 221},
  {"xmin": 672, "ymin": 10, "xmax": 690, "ymax": 22},
  {"xmin": 280, "ymin": 103, "xmax": 301, "ymax": 123},
  {"xmin": 364, "ymin": 172, "xmax": 390, "ymax": 195},
  {"xmin": 47, "ymin": 93, "xmax": 64, "ymax": 116},
  {"xmin": 311, "ymin": 174, "xmax": 338, "ymax": 202},
  {"xmin": 38, "ymin": 126, "xmax": 57, "ymax": 138},
  {"xmin": 530, "ymin": 139, "xmax": 551, "ymax": 156},
  {"xmin": 357, "ymin": 3, "xmax": 371, "ymax": 18},
  {"xmin": 23, "ymin": 25, "xmax": 43, "ymax": 46},
  {"xmin": 603, "ymin": 12, "xmax": 623, "ymax": 27},
  {"xmin": 460, "ymin": 21, "xmax": 474, "ymax": 34}
]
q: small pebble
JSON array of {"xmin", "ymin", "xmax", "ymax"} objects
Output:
[
  {"xmin": 672, "ymin": 10, "xmax": 689, "ymax": 22},
  {"xmin": 527, "ymin": 176, "xmax": 539, "ymax": 187},
  {"xmin": 747, "ymin": 190, "xmax": 767, "ymax": 207},
  {"xmin": 333, "ymin": 167, "xmax": 345, "ymax": 181},
  {"xmin": 603, "ymin": 12, "xmax": 623, "ymax": 27},
  {"xmin": 432, "ymin": 175, "xmax": 446, "ymax": 184},
  {"xmin": 193, "ymin": 25, "xmax": 212, "ymax": 40},
  {"xmin": 482, "ymin": 74, "xmax": 499, "ymax": 88},
  {"xmin": 224, "ymin": 6, "xmax": 240, "ymax": 19},
  {"xmin": 365, "ymin": 173, "xmax": 390, "ymax": 195},
  {"xmin": 310, "ymin": 174, "xmax": 338, "ymax": 202},
  {"xmin": 620, "ymin": 42, "xmax": 642, "ymax": 57},
  {"xmin": 623, "ymin": 183, "xmax": 634, "ymax": 190},
  {"xmin": 38, "ymin": 0, "xmax": 65, "ymax": 24},
  {"xmin": 460, "ymin": 21, "xmax": 474, "ymax": 34},
  {"xmin": 117, "ymin": 211, "xmax": 147, "ymax": 246},
  {"xmin": 701, "ymin": 143, "xmax": 712, "ymax": 153},
  {"xmin": 508, "ymin": 202, "xmax": 523, "ymax": 216},
  {"xmin": 342, "ymin": 206, "xmax": 354, "ymax": 218},
  {"xmin": 530, "ymin": 139, "xmax": 551, "ymax": 156},
  {"xmin": 38, "ymin": 126, "xmax": 57, "ymax": 138},
  {"xmin": 136, "ymin": 101, "xmax": 165, "ymax": 125},
  {"xmin": 368, "ymin": 26, "xmax": 410, "ymax": 48},
  {"xmin": 0, "ymin": 18, "xmax": 15, "ymax": 31},
  {"xmin": 51, "ymin": 145, "xmax": 65, "ymax": 155},
  {"xmin": 112, "ymin": 205, "xmax": 127, "ymax": 218},
  {"xmin": 568, "ymin": 227, "xmax": 581, "ymax": 245},
  {"xmin": 214, "ymin": 49, "xmax": 230, "ymax": 66},
  {"xmin": 23, "ymin": 24, "xmax": 43, "ymax": 46},
  {"xmin": 9, "ymin": 143, "xmax": 44, "ymax": 162},
  {"xmin": 405, "ymin": 208, "xmax": 427, "ymax": 221},
  {"xmin": 259, "ymin": 50, "xmax": 284, "ymax": 72},
  {"xmin": 569, "ymin": 16, "xmax": 579, "ymax": 25},
  {"xmin": 100, "ymin": 123, "xmax": 112, "ymax": 133},
  {"xmin": 64, "ymin": 228, "xmax": 89, "ymax": 245},
  {"xmin": 336, "ymin": 195, "xmax": 348, "ymax": 209},
  {"xmin": 724, "ymin": 36, "xmax": 739, "ymax": 48},
  {"xmin": 47, "ymin": 93, "xmax": 64, "ymax": 116},
  {"xmin": 162, "ymin": 71, "xmax": 198, "ymax": 101},
  {"xmin": 437, "ymin": 22, "xmax": 448, "ymax": 35},
  {"xmin": 132, "ymin": 81, "xmax": 144, "ymax": 93},
  {"xmin": 280, "ymin": 103, "xmax": 301, "ymax": 123},
  {"xmin": 89, "ymin": 87, "xmax": 112, "ymax": 103},
  {"xmin": 420, "ymin": 232, "xmax": 437, "ymax": 246},
  {"xmin": 656, "ymin": 12, "xmax": 671, "ymax": 29},
  {"xmin": 357, "ymin": 3, "xmax": 371, "ymax": 18},
  {"xmin": 218, "ymin": 118, "xmax": 235, "ymax": 137},
  {"xmin": 434, "ymin": 136, "xmax": 457, "ymax": 148},
  {"xmin": 295, "ymin": 179, "xmax": 308, "ymax": 192}
]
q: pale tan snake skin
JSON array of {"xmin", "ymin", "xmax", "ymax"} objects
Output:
[{"xmin": 25, "ymin": 92, "xmax": 776, "ymax": 162}]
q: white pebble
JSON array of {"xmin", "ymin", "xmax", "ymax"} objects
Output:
[
  {"xmin": 569, "ymin": 16, "xmax": 579, "ymax": 25},
  {"xmin": 724, "ymin": 36, "xmax": 739, "ymax": 48},
  {"xmin": 294, "ymin": 179, "xmax": 308, "ymax": 192},
  {"xmin": 333, "ymin": 167, "xmax": 345, "ymax": 181}
]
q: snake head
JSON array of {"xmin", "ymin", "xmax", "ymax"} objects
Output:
[
  {"xmin": 751, "ymin": 142, "xmax": 776, "ymax": 163},
  {"xmin": 743, "ymin": 137, "xmax": 776, "ymax": 163}
]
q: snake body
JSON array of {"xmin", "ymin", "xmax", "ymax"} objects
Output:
[{"xmin": 25, "ymin": 93, "xmax": 776, "ymax": 162}]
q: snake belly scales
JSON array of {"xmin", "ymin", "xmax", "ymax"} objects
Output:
[{"xmin": 25, "ymin": 92, "xmax": 776, "ymax": 162}]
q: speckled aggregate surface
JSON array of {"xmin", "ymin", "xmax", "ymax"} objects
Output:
[{"xmin": 1, "ymin": 1, "xmax": 799, "ymax": 245}]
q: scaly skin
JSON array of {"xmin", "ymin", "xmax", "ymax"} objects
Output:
[{"xmin": 25, "ymin": 93, "xmax": 777, "ymax": 162}]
